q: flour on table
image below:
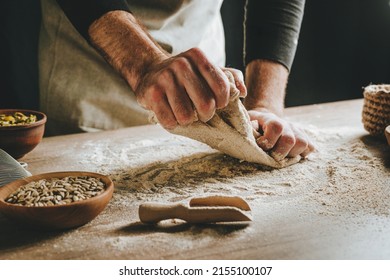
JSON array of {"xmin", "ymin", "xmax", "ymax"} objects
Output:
[
  {"xmin": 153, "ymin": 70, "xmax": 299, "ymax": 168},
  {"xmin": 79, "ymin": 123, "xmax": 389, "ymax": 217}
]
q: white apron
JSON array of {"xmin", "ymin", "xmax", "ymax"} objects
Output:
[{"xmin": 39, "ymin": 0, "xmax": 225, "ymax": 135}]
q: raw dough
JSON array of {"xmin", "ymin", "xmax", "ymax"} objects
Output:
[{"xmin": 156, "ymin": 71, "xmax": 300, "ymax": 168}]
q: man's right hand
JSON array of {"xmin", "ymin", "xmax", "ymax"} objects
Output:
[
  {"xmin": 89, "ymin": 11, "xmax": 246, "ymax": 129},
  {"xmin": 135, "ymin": 48, "xmax": 232, "ymax": 129}
]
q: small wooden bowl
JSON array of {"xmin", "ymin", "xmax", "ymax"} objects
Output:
[
  {"xmin": 0, "ymin": 109, "xmax": 47, "ymax": 159},
  {"xmin": 0, "ymin": 171, "xmax": 114, "ymax": 230}
]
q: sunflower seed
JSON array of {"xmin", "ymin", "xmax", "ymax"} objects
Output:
[{"xmin": 5, "ymin": 176, "xmax": 106, "ymax": 207}]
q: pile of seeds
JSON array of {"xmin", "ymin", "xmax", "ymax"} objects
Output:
[
  {"xmin": 5, "ymin": 176, "xmax": 105, "ymax": 207},
  {"xmin": 0, "ymin": 112, "xmax": 37, "ymax": 127}
]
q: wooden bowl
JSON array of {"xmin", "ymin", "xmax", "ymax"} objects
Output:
[
  {"xmin": 0, "ymin": 171, "xmax": 114, "ymax": 230},
  {"xmin": 0, "ymin": 109, "xmax": 47, "ymax": 159}
]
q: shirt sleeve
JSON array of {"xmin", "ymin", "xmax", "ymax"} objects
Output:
[
  {"xmin": 244, "ymin": 0, "xmax": 305, "ymax": 71},
  {"xmin": 56, "ymin": 0, "xmax": 131, "ymax": 41}
]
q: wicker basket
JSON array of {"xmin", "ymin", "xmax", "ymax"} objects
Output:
[{"xmin": 362, "ymin": 84, "xmax": 390, "ymax": 137}]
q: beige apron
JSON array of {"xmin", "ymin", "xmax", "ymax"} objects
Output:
[{"xmin": 39, "ymin": 0, "xmax": 225, "ymax": 135}]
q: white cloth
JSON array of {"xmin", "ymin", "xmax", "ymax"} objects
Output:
[{"xmin": 39, "ymin": 0, "xmax": 225, "ymax": 135}]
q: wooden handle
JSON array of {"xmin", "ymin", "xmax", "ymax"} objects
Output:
[
  {"xmin": 138, "ymin": 202, "xmax": 187, "ymax": 223},
  {"xmin": 190, "ymin": 196, "xmax": 251, "ymax": 211}
]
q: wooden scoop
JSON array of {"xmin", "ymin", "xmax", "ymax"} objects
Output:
[{"xmin": 139, "ymin": 196, "xmax": 252, "ymax": 224}]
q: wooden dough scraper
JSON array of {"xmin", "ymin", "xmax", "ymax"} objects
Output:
[{"xmin": 139, "ymin": 196, "xmax": 252, "ymax": 224}]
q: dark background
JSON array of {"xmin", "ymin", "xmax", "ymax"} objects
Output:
[
  {"xmin": 1, "ymin": 0, "xmax": 389, "ymax": 110},
  {"xmin": 221, "ymin": 0, "xmax": 390, "ymax": 106},
  {"xmin": 0, "ymin": 1, "xmax": 41, "ymax": 109}
]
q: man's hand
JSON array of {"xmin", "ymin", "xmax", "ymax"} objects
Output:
[
  {"xmin": 136, "ymin": 48, "xmax": 238, "ymax": 129},
  {"xmin": 245, "ymin": 59, "xmax": 315, "ymax": 161},
  {"xmin": 248, "ymin": 109, "xmax": 315, "ymax": 160},
  {"xmin": 89, "ymin": 11, "xmax": 246, "ymax": 129}
]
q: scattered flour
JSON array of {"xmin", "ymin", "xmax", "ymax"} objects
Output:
[
  {"xmin": 2, "ymin": 119, "xmax": 389, "ymax": 260},
  {"xmin": 78, "ymin": 124, "xmax": 390, "ymax": 217}
]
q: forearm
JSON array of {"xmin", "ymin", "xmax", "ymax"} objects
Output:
[
  {"xmin": 244, "ymin": 59, "xmax": 288, "ymax": 117},
  {"xmin": 87, "ymin": 11, "xmax": 232, "ymax": 127},
  {"xmin": 56, "ymin": 2, "xmax": 237, "ymax": 128},
  {"xmin": 88, "ymin": 11, "xmax": 168, "ymax": 91},
  {"xmin": 244, "ymin": 59, "xmax": 315, "ymax": 160},
  {"xmin": 244, "ymin": 0, "xmax": 305, "ymax": 117}
]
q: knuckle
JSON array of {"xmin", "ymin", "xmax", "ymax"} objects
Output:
[
  {"xmin": 174, "ymin": 105, "xmax": 195, "ymax": 125},
  {"xmin": 219, "ymin": 76, "xmax": 230, "ymax": 94},
  {"xmin": 214, "ymin": 85, "xmax": 230, "ymax": 109},
  {"xmin": 176, "ymin": 113, "xmax": 194, "ymax": 126},
  {"xmin": 159, "ymin": 68, "xmax": 174, "ymax": 82},
  {"xmin": 212, "ymin": 74, "xmax": 230, "ymax": 108},
  {"xmin": 219, "ymin": 94, "xmax": 229, "ymax": 108},
  {"xmin": 148, "ymin": 86, "xmax": 164, "ymax": 103},
  {"xmin": 267, "ymin": 120, "xmax": 284, "ymax": 135},
  {"xmin": 197, "ymin": 101, "xmax": 216, "ymax": 121},
  {"xmin": 172, "ymin": 57, "xmax": 191, "ymax": 71},
  {"xmin": 187, "ymin": 47, "xmax": 211, "ymax": 70},
  {"xmin": 203, "ymin": 61, "xmax": 214, "ymax": 74},
  {"xmin": 214, "ymin": 77, "xmax": 230, "ymax": 108},
  {"xmin": 188, "ymin": 47, "xmax": 205, "ymax": 58},
  {"xmin": 198, "ymin": 98, "xmax": 216, "ymax": 114},
  {"xmin": 295, "ymin": 137, "xmax": 308, "ymax": 149},
  {"xmin": 281, "ymin": 134, "xmax": 296, "ymax": 146}
]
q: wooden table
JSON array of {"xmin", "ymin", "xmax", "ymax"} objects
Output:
[{"xmin": 1, "ymin": 99, "xmax": 389, "ymax": 259}]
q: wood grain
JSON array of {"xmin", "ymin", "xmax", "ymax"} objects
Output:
[{"xmin": 0, "ymin": 99, "xmax": 389, "ymax": 260}]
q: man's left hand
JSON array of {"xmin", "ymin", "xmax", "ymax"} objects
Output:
[{"xmin": 248, "ymin": 108, "xmax": 316, "ymax": 161}]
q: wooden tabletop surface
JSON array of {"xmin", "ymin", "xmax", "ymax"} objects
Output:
[{"xmin": 1, "ymin": 99, "xmax": 389, "ymax": 260}]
